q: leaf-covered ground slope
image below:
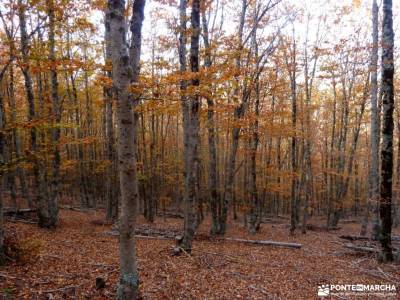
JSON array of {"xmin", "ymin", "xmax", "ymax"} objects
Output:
[{"xmin": 1, "ymin": 210, "xmax": 399, "ymax": 299}]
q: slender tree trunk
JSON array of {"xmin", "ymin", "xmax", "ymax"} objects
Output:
[
  {"xmin": 0, "ymin": 72, "xmax": 7, "ymax": 263},
  {"xmin": 18, "ymin": 0, "xmax": 48, "ymax": 225},
  {"xmin": 379, "ymin": 0, "xmax": 394, "ymax": 262},
  {"xmin": 8, "ymin": 61, "xmax": 31, "ymax": 208},
  {"xmin": 288, "ymin": 33, "xmax": 298, "ymax": 235},
  {"xmin": 178, "ymin": 0, "xmax": 201, "ymax": 252},
  {"xmin": 248, "ymin": 3, "xmax": 261, "ymax": 233},
  {"xmin": 104, "ymin": 8, "xmax": 118, "ymax": 221},
  {"xmin": 220, "ymin": 0, "xmax": 247, "ymax": 235},
  {"xmin": 361, "ymin": 0, "xmax": 379, "ymax": 237},
  {"xmin": 46, "ymin": 0, "xmax": 60, "ymax": 227},
  {"xmin": 108, "ymin": 0, "xmax": 145, "ymax": 298},
  {"xmin": 201, "ymin": 8, "xmax": 220, "ymax": 235}
]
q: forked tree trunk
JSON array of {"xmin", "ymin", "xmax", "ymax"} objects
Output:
[
  {"xmin": 108, "ymin": 0, "xmax": 146, "ymax": 298},
  {"xmin": 379, "ymin": 0, "xmax": 394, "ymax": 262}
]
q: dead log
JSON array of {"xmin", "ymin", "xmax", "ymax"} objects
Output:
[
  {"xmin": 8, "ymin": 219, "xmax": 37, "ymax": 224},
  {"xmin": 59, "ymin": 205, "xmax": 96, "ymax": 212},
  {"xmin": 305, "ymin": 224, "xmax": 341, "ymax": 232},
  {"xmin": 156, "ymin": 211, "xmax": 184, "ymax": 219},
  {"xmin": 103, "ymin": 231, "xmax": 302, "ymax": 249},
  {"xmin": 339, "ymin": 235, "xmax": 371, "ymax": 241},
  {"xmin": 340, "ymin": 235, "xmax": 400, "ymax": 242},
  {"xmin": 344, "ymin": 243, "xmax": 378, "ymax": 253},
  {"xmin": 3, "ymin": 208, "xmax": 36, "ymax": 216},
  {"xmin": 340, "ymin": 219, "xmax": 360, "ymax": 224},
  {"xmin": 225, "ymin": 238, "xmax": 302, "ymax": 249}
]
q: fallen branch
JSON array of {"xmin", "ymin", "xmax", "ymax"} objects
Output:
[
  {"xmin": 225, "ymin": 238, "xmax": 302, "ymax": 249},
  {"xmin": 339, "ymin": 235, "xmax": 371, "ymax": 241},
  {"xmin": 103, "ymin": 231, "xmax": 302, "ymax": 249},
  {"xmin": 340, "ymin": 219, "xmax": 360, "ymax": 224},
  {"xmin": 340, "ymin": 234, "xmax": 400, "ymax": 242},
  {"xmin": 3, "ymin": 208, "xmax": 36, "ymax": 216},
  {"xmin": 135, "ymin": 235, "xmax": 171, "ymax": 240},
  {"xmin": 156, "ymin": 211, "xmax": 184, "ymax": 219},
  {"xmin": 306, "ymin": 224, "xmax": 341, "ymax": 232},
  {"xmin": 344, "ymin": 243, "xmax": 378, "ymax": 253},
  {"xmin": 7, "ymin": 219, "xmax": 37, "ymax": 224},
  {"xmin": 102, "ymin": 231, "xmax": 173, "ymax": 240}
]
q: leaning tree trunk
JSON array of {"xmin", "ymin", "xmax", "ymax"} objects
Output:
[{"xmin": 379, "ymin": 0, "xmax": 394, "ymax": 262}]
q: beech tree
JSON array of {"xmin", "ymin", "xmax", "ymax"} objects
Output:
[
  {"xmin": 379, "ymin": 0, "xmax": 394, "ymax": 262},
  {"xmin": 107, "ymin": 0, "xmax": 146, "ymax": 297},
  {"xmin": 178, "ymin": 0, "xmax": 201, "ymax": 252}
]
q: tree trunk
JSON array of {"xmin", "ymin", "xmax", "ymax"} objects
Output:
[
  {"xmin": 46, "ymin": 0, "xmax": 60, "ymax": 228},
  {"xmin": 104, "ymin": 7, "xmax": 118, "ymax": 221},
  {"xmin": 108, "ymin": 0, "xmax": 145, "ymax": 298},
  {"xmin": 379, "ymin": 0, "xmax": 394, "ymax": 262},
  {"xmin": 361, "ymin": 0, "xmax": 379, "ymax": 237},
  {"xmin": 201, "ymin": 8, "xmax": 220, "ymax": 235},
  {"xmin": 178, "ymin": 0, "xmax": 201, "ymax": 252},
  {"xmin": 220, "ymin": 0, "xmax": 247, "ymax": 235},
  {"xmin": 0, "ymin": 70, "xmax": 7, "ymax": 264},
  {"xmin": 248, "ymin": 4, "xmax": 261, "ymax": 234},
  {"xmin": 18, "ymin": 0, "xmax": 48, "ymax": 225},
  {"xmin": 288, "ymin": 33, "xmax": 298, "ymax": 235}
]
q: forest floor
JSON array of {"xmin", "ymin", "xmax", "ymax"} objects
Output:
[{"xmin": 0, "ymin": 208, "xmax": 399, "ymax": 300}]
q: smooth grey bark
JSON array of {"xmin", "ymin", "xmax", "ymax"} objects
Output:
[
  {"xmin": 178, "ymin": 0, "xmax": 201, "ymax": 252},
  {"xmin": 379, "ymin": 0, "xmax": 394, "ymax": 262},
  {"xmin": 104, "ymin": 8, "xmax": 118, "ymax": 221},
  {"xmin": 108, "ymin": 0, "xmax": 145, "ymax": 298}
]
